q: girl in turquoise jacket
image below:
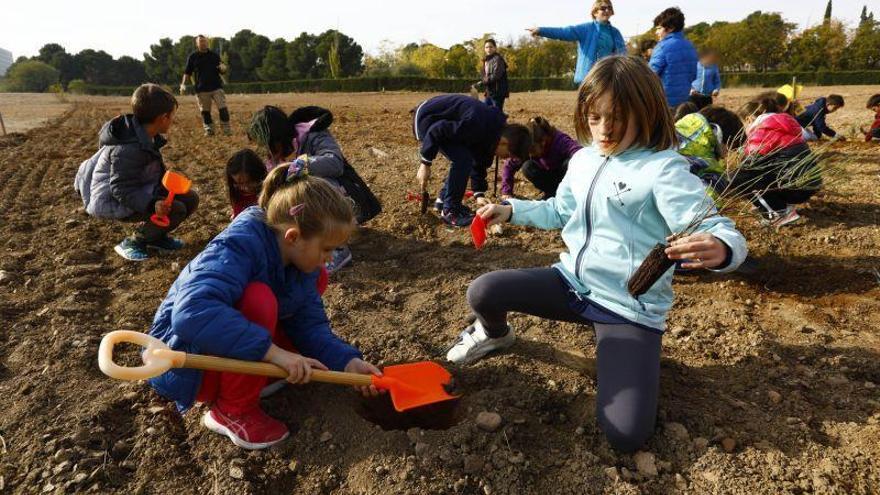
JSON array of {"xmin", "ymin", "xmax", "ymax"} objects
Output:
[
  {"xmin": 446, "ymin": 56, "xmax": 747, "ymax": 453},
  {"xmin": 528, "ymin": 1, "xmax": 627, "ymax": 85}
]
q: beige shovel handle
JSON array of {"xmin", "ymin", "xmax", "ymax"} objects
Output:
[{"xmin": 98, "ymin": 331, "xmax": 373, "ymax": 387}]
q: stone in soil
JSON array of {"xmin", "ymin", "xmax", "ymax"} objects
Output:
[
  {"xmin": 664, "ymin": 422, "xmax": 689, "ymax": 441},
  {"xmin": 463, "ymin": 455, "xmax": 484, "ymax": 474},
  {"xmin": 604, "ymin": 466, "xmax": 621, "ymax": 482},
  {"xmin": 768, "ymin": 390, "xmax": 783, "ymax": 404},
  {"xmin": 721, "ymin": 437, "xmax": 737, "ymax": 453},
  {"xmin": 633, "ymin": 451, "xmax": 658, "ymax": 477},
  {"xmin": 475, "ymin": 412, "xmax": 503, "ymax": 432}
]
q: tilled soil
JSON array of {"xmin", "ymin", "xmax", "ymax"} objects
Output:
[{"xmin": 1, "ymin": 90, "xmax": 879, "ymax": 494}]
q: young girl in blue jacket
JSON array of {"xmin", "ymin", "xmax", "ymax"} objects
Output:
[
  {"xmin": 446, "ymin": 56, "xmax": 747, "ymax": 452},
  {"xmin": 148, "ymin": 162, "xmax": 381, "ymax": 450}
]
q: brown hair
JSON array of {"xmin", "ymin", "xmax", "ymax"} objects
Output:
[
  {"xmin": 737, "ymin": 97, "xmax": 780, "ymax": 122},
  {"xmin": 574, "ymin": 56, "xmax": 676, "ymax": 151},
  {"xmin": 591, "ymin": 0, "xmax": 614, "ymax": 19},
  {"xmin": 867, "ymin": 94, "xmax": 880, "ymax": 109},
  {"xmin": 827, "ymin": 94, "xmax": 845, "ymax": 107},
  {"xmin": 259, "ymin": 165, "xmax": 354, "ymax": 238},
  {"xmin": 700, "ymin": 105, "xmax": 745, "ymax": 149},
  {"xmin": 131, "ymin": 84, "xmax": 178, "ymax": 124},
  {"xmin": 527, "ymin": 117, "xmax": 557, "ymax": 146}
]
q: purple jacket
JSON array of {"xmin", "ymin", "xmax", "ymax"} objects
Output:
[{"xmin": 501, "ymin": 130, "xmax": 582, "ymax": 196}]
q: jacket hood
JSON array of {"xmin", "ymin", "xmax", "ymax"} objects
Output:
[
  {"xmin": 288, "ymin": 106, "xmax": 333, "ymax": 133},
  {"xmin": 750, "ymin": 113, "xmax": 805, "ymax": 141},
  {"xmin": 99, "ymin": 114, "xmax": 166, "ymax": 150}
]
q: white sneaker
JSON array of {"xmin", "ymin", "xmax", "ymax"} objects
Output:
[
  {"xmin": 761, "ymin": 205, "xmax": 801, "ymax": 228},
  {"xmin": 446, "ymin": 320, "xmax": 515, "ymax": 365}
]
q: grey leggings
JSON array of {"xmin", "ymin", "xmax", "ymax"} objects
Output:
[{"xmin": 467, "ymin": 268, "xmax": 661, "ymax": 453}]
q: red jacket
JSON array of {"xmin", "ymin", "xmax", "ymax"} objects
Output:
[
  {"xmin": 866, "ymin": 112, "xmax": 880, "ymax": 142},
  {"xmin": 744, "ymin": 113, "xmax": 805, "ymax": 156}
]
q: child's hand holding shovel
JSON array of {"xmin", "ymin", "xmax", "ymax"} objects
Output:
[
  {"xmin": 345, "ymin": 358, "xmax": 386, "ymax": 397},
  {"xmin": 264, "ymin": 344, "xmax": 328, "ymax": 384},
  {"xmin": 476, "ymin": 203, "xmax": 512, "ymax": 226}
]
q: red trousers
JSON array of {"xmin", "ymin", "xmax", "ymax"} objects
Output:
[{"xmin": 195, "ymin": 282, "xmax": 295, "ymax": 414}]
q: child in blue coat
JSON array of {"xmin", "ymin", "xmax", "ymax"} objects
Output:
[
  {"xmin": 148, "ymin": 162, "xmax": 380, "ymax": 450},
  {"xmin": 446, "ymin": 56, "xmax": 747, "ymax": 453},
  {"xmin": 797, "ymin": 95, "xmax": 845, "ymax": 141},
  {"xmin": 649, "ymin": 7, "xmax": 698, "ymax": 107},
  {"xmin": 689, "ymin": 47, "xmax": 722, "ymax": 110}
]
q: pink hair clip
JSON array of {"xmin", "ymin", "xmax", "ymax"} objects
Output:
[{"xmin": 288, "ymin": 204, "xmax": 305, "ymax": 216}]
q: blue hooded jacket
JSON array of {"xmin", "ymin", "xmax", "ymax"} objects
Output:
[
  {"xmin": 538, "ymin": 21, "xmax": 627, "ymax": 85},
  {"xmin": 796, "ymin": 97, "xmax": 837, "ymax": 138},
  {"xmin": 413, "ymin": 94, "xmax": 507, "ymax": 169},
  {"xmin": 147, "ymin": 206, "xmax": 362, "ymax": 412},
  {"xmin": 649, "ymin": 32, "xmax": 698, "ymax": 106}
]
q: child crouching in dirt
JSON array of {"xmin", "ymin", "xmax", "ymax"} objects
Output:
[
  {"xmin": 674, "ymin": 103, "xmax": 744, "ymax": 189},
  {"xmin": 74, "ymin": 84, "xmax": 199, "ymax": 261},
  {"xmin": 501, "ymin": 117, "xmax": 582, "ymax": 200},
  {"xmin": 147, "ymin": 162, "xmax": 380, "ymax": 449},
  {"xmin": 445, "ymin": 56, "xmax": 747, "ymax": 453},
  {"xmin": 730, "ymin": 96, "xmax": 822, "ymax": 228},
  {"xmin": 247, "ymin": 105, "xmax": 381, "ymax": 274},
  {"xmin": 413, "ymin": 94, "xmax": 531, "ymax": 227}
]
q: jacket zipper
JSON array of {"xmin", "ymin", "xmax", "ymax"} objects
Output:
[{"xmin": 574, "ymin": 155, "xmax": 611, "ymax": 281}]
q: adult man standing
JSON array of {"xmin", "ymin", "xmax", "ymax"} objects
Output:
[{"xmin": 180, "ymin": 35, "xmax": 230, "ymax": 136}]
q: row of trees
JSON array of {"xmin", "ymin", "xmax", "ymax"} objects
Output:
[{"xmin": 1, "ymin": 4, "xmax": 878, "ymax": 93}]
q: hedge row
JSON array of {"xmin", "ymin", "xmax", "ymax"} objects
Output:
[{"xmin": 70, "ymin": 71, "xmax": 879, "ymax": 96}]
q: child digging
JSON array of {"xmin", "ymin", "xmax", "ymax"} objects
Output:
[
  {"xmin": 74, "ymin": 83, "xmax": 199, "ymax": 262},
  {"xmin": 413, "ymin": 94, "xmax": 531, "ymax": 227},
  {"xmin": 445, "ymin": 56, "xmax": 747, "ymax": 452},
  {"xmin": 147, "ymin": 162, "xmax": 381, "ymax": 449},
  {"xmin": 797, "ymin": 94, "xmax": 845, "ymax": 142},
  {"xmin": 248, "ymin": 105, "xmax": 381, "ymax": 273},
  {"xmin": 501, "ymin": 117, "xmax": 582, "ymax": 200}
]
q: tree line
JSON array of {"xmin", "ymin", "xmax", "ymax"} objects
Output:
[{"xmin": 1, "ymin": 4, "xmax": 878, "ymax": 93}]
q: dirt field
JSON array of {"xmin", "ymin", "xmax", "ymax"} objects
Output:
[
  {"xmin": 1, "ymin": 86, "xmax": 879, "ymax": 494},
  {"xmin": 0, "ymin": 93, "xmax": 74, "ymax": 135}
]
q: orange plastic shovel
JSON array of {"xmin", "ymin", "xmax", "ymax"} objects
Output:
[
  {"xmin": 150, "ymin": 171, "xmax": 192, "ymax": 227},
  {"xmin": 470, "ymin": 214, "xmax": 487, "ymax": 250},
  {"xmin": 98, "ymin": 331, "xmax": 459, "ymax": 412}
]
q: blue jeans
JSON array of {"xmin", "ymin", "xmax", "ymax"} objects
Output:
[{"xmin": 437, "ymin": 144, "xmax": 490, "ymax": 211}]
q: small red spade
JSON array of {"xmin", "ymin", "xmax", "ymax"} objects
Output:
[{"xmin": 470, "ymin": 213, "xmax": 487, "ymax": 250}]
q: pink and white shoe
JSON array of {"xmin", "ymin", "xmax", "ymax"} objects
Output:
[{"xmin": 202, "ymin": 406, "xmax": 289, "ymax": 450}]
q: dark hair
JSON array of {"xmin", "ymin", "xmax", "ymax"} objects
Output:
[
  {"xmin": 654, "ymin": 7, "xmax": 686, "ymax": 32},
  {"xmin": 260, "ymin": 165, "xmax": 354, "ymax": 238},
  {"xmin": 131, "ymin": 84, "xmax": 178, "ymax": 124},
  {"xmin": 248, "ymin": 106, "xmax": 293, "ymax": 159},
  {"xmin": 484, "ymin": 39, "xmax": 497, "ymax": 47},
  {"xmin": 673, "ymin": 101, "xmax": 699, "ymax": 122},
  {"xmin": 737, "ymin": 96, "xmax": 780, "ymax": 121},
  {"xmin": 226, "ymin": 149, "xmax": 268, "ymax": 203},
  {"xmin": 700, "ymin": 105, "xmax": 745, "ymax": 149},
  {"xmin": 575, "ymin": 56, "xmax": 677, "ymax": 152},
  {"xmin": 827, "ymin": 94, "xmax": 845, "ymax": 107},
  {"xmin": 502, "ymin": 124, "xmax": 532, "ymax": 161},
  {"xmin": 867, "ymin": 94, "xmax": 880, "ymax": 109},
  {"xmin": 196, "ymin": 34, "xmax": 207, "ymax": 40},
  {"xmin": 640, "ymin": 39, "xmax": 657, "ymax": 52}
]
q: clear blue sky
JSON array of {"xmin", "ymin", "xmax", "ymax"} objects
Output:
[{"xmin": 0, "ymin": 0, "xmax": 870, "ymax": 59}]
